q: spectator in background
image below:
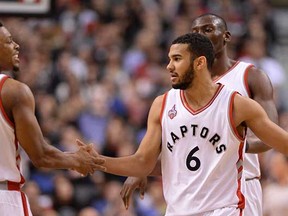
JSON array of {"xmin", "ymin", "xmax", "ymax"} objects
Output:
[
  {"xmin": 263, "ymin": 152, "xmax": 288, "ymax": 216},
  {"xmin": 1, "ymin": 0, "xmax": 286, "ymax": 215},
  {"xmin": 238, "ymin": 37, "xmax": 287, "ymax": 113},
  {"xmin": 0, "ymin": 21, "xmax": 104, "ymax": 216},
  {"xmin": 78, "ymin": 207, "xmax": 100, "ymax": 216}
]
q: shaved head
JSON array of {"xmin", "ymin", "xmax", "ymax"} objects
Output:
[{"xmin": 192, "ymin": 13, "xmax": 228, "ymax": 31}]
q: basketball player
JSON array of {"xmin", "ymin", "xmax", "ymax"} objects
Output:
[
  {"xmin": 0, "ymin": 22, "xmax": 105, "ymax": 216},
  {"xmin": 83, "ymin": 32, "xmax": 288, "ymax": 215},
  {"xmin": 120, "ymin": 13, "xmax": 277, "ymax": 216}
]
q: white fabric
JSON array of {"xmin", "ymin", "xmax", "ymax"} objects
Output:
[
  {"xmin": 0, "ymin": 74, "xmax": 22, "ymax": 183},
  {"xmin": 244, "ymin": 179, "xmax": 262, "ymax": 216},
  {"xmin": 161, "ymin": 85, "xmax": 245, "ymax": 215},
  {"xmin": 0, "ymin": 190, "xmax": 32, "ymax": 216},
  {"xmin": 216, "ymin": 61, "xmax": 261, "ymax": 179}
]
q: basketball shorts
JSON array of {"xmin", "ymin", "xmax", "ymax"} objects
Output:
[
  {"xmin": 244, "ymin": 178, "xmax": 262, "ymax": 216},
  {"xmin": 165, "ymin": 207, "xmax": 242, "ymax": 216},
  {"xmin": 0, "ymin": 190, "xmax": 32, "ymax": 216}
]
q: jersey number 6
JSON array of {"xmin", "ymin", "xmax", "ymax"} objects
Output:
[{"xmin": 186, "ymin": 146, "xmax": 201, "ymax": 171}]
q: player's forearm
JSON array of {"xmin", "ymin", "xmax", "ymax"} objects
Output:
[
  {"xmin": 251, "ymin": 121, "xmax": 288, "ymax": 155},
  {"xmin": 101, "ymin": 155, "xmax": 153, "ymax": 177},
  {"xmin": 31, "ymin": 144, "xmax": 79, "ymax": 169},
  {"xmin": 246, "ymin": 140, "xmax": 272, "ymax": 153},
  {"xmin": 245, "ymin": 129, "xmax": 272, "ymax": 153}
]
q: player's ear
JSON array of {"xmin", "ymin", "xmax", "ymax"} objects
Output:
[
  {"xmin": 223, "ymin": 31, "xmax": 231, "ymax": 44},
  {"xmin": 194, "ymin": 56, "xmax": 206, "ymax": 70},
  {"xmin": 193, "ymin": 56, "xmax": 207, "ymax": 72}
]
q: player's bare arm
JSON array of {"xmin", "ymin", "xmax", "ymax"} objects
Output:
[
  {"xmin": 2, "ymin": 78, "xmax": 105, "ymax": 175},
  {"xmin": 97, "ymin": 95, "xmax": 163, "ymax": 178},
  {"xmin": 246, "ymin": 66, "xmax": 278, "ymax": 153},
  {"xmin": 234, "ymin": 94, "xmax": 288, "ymax": 154},
  {"xmin": 120, "ymin": 157, "xmax": 162, "ymax": 209}
]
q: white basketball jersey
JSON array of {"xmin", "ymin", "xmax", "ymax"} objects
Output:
[
  {"xmin": 215, "ymin": 61, "xmax": 260, "ymax": 179},
  {"xmin": 0, "ymin": 74, "xmax": 25, "ymax": 185},
  {"xmin": 161, "ymin": 84, "xmax": 245, "ymax": 215}
]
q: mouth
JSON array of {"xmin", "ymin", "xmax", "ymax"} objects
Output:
[
  {"xmin": 170, "ymin": 73, "xmax": 178, "ymax": 82},
  {"xmin": 170, "ymin": 72, "xmax": 178, "ymax": 77},
  {"xmin": 13, "ymin": 53, "xmax": 20, "ymax": 62}
]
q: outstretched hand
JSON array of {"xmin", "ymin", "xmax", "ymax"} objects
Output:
[
  {"xmin": 120, "ymin": 176, "xmax": 147, "ymax": 209},
  {"xmin": 73, "ymin": 139, "xmax": 106, "ymax": 176}
]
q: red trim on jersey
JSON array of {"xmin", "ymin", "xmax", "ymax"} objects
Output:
[
  {"xmin": 160, "ymin": 93, "xmax": 168, "ymax": 126},
  {"xmin": 13, "ymin": 129, "xmax": 26, "ymax": 186},
  {"xmin": 243, "ymin": 65, "xmax": 253, "ymax": 98},
  {"xmin": 239, "ymin": 209, "xmax": 243, "ymax": 216},
  {"xmin": 14, "ymin": 133, "xmax": 19, "ymax": 151},
  {"xmin": 7, "ymin": 181, "xmax": 21, "ymax": 190},
  {"xmin": 237, "ymin": 141, "xmax": 245, "ymax": 210},
  {"xmin": 20, "ymin": 174, "xmax": 26, "ymax": 185},
  {"xmin": 229, "ymin": 92, "xmax": 245, "ymax": 141},
  {"xmin": 180, "ymin": 84, "xmax": 224, "ymax": 115},
  {"xmin": 21, "ymin": 191, "xmax": 29, "ymax": 216},
  {"xmin": 16, "ymin": 155, "xmax": 20, "ymax": 161},
  {"xmin": 15, "ymin": 136, "xmax": 26, "ymax": 185},
  {"xmin": 0, "ymin": 75, "xmax": 14, "ymax": 128},
  {"xmin": 213, "ymin": 61, "xmax": 240, "ymax": 82}
]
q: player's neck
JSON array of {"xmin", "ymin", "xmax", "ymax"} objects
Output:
[
  {"xmin": 212, "ymin": 52, "xmax": 236, "ymax": 78},
  {"xmin": 184, "ymin": 80, "xmax": 219, "ymax": 110}
]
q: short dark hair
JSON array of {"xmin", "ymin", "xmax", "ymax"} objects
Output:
[
  {"xmin": 0, "ymin": 21, "xmax": 3, "ymax": 27},
  {"xmin": 172, "ymin": 33, "xmax": 214, "ymax": 70}
]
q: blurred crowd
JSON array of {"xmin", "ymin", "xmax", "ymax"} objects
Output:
[{"xmin": 1, "ymin": 0, "xmax": 288, "ymax": 215}]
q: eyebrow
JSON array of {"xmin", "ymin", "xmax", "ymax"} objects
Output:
[
  {"xmin": 192, "ymin": 23, "xmax": 214, "ymax": 29},
  {"xmin": 169, "ymin": 54, "xmax": 182, "ymax": 59}
]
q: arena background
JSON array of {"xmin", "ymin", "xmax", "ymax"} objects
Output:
[{"xmin": 1, "ymin": 0, "xmax": 288, "ymax": 215}]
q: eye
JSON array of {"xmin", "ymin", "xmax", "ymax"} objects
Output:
[
  {"xmin": 204, "ymin": 27, "xmax": 213, "ymax": 33},
  {"xmin": 6, "ymin": 37, "xmax": 13, "ymax": 44},
  {"xmin": 174, "ymin": 57, "xmax": 181, "ymax": 61}
]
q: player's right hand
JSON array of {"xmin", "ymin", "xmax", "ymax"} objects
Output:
[
  {"xmin": 120, "ymin": 176, "xmax": 147, "ymax": 209},
  {"xmin": 74, "ymin": 139, "xmax": 106, "ymax": 176}
]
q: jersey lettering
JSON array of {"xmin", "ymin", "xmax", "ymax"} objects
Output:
[{"xmin": 166, "ymin": 124, "xmax": 226, "ymax": 154}]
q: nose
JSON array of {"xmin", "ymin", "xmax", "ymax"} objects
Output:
[
  {"xmin": 13, "ymin": 41, "xmax": 19, "ymax": 51},
  {"xmin": 166, "ymin": 60, "xmax": 173, "ymax": 72}
]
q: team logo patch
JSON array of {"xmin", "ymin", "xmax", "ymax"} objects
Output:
[{"xmin": 168, "ymin": 105, "xmax": 177, "ymax": 119}]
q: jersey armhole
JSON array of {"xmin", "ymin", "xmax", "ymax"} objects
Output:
[
  {"xmin": 243, "ymin": 65, "xmax": 254, "ymax": 98},
  {"xmin": 0, "ymin": 76, "xmax": 14, "ymax": 128},
  {"xmin": 228, "ymin": 92, "xmax": 245, "ymax": 141},
  {"xmin": 160, "ymin": 92, "xmax": 168, "ymax": 126}
]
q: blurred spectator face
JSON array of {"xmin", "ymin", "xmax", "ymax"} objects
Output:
[
  {"xmin": 247, "ymin": 16, "xmax": 266, "ymax": 41},
  {"xmin": 135, "ymin": 29, "xmax": 157, "ymax": 51},
  {"xmin": 22, "ymin": 181, "xmax": 43, "ymax": 216},
  {"xmin": 60, "ymin": 125, "xmax": 83, "ymax": 151},
  {"xmin": 78, "ymin": 207, "xmax": 100, "ymax": 216},
  {"xmin": 41, "ymin": 209, "xmax": 59, "ymax": 216},
  {"xmin": 243, "ymin": 39, "xmax": 266, "ymax": 59},
  {"xmin": 102, "ymin": 181, "xmax": 136, "ymax": 216},
  {"xmin": 269, "ymin": 153, "xmax": 288, "ymax": 182},
  {"xmin": 89, "ymin": 85, "xmax": 110, "ymax": 117},
  {"xmin": 54, "ymin": 175, "xmax": 74, "ymax": 204}
]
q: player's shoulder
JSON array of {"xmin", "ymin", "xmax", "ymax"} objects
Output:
[
  {"xmin": 4, "ymin": 78, "xmax": 31, "ymax": 94},
  {"xmin": 245, "ymin": 64, "xmax": 270, "ymax": 82},
  {"xmin": 153, "ymin": 94, "xmax": 166, "ymax": 108},
  {"xmin": 2, "ymin": 78, "xmax": 34, "ymax": 104},
  {"xmin": 244, "ymin": 64, "xmax": 273, "ymax": 94}
]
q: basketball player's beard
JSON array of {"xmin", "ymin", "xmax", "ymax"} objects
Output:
[{"xmin": 172, "ymin": 65, "xmax": 194, "ymax": 90}]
